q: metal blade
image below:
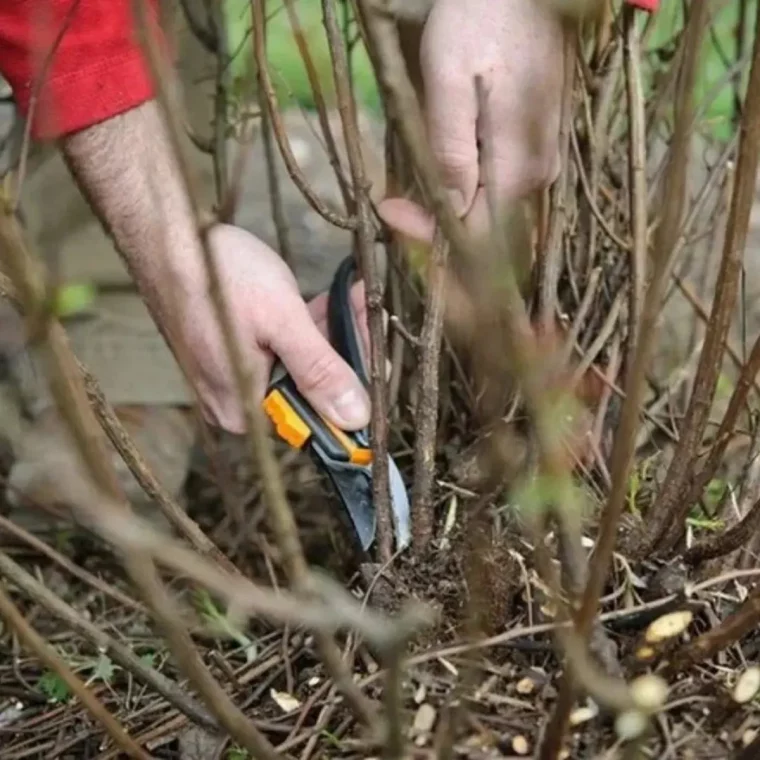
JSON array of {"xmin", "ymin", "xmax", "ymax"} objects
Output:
[
  {"xmin": 388, "ymin": 457, "xmax": 411, "ymax": 550},
  {"xmin": 319, "ymin": 458, "xmax": 377, "ymax": 551}
]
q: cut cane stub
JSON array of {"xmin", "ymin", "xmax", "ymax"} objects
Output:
[
  {"xmin": 644, "ymin": 610, "xmax": 693, "ymax": 644},
  {"xmin": 635, "ymin": 645, "xmax": 656, "ymax": 662},
  {"xmin": 615, "ymin": 709, "xmax": 649, "ymax": 741},
  {"xmin": 569, "ymin": 701, "xmax": 599, "ymax": 726},
  {"xmin": 516, "ymin": 677, "xmax": 536, "ymax": 695},
  {"xmin": 734, "ymin": 667, "xmax": 760, "ymax": 704},
  {"xmin": 630, "ymin": 675, "xmax": 669, "ymax": 712},
  {"xmin": 512, "ymin": 735, "xmax": 530, "ymax": 756}
]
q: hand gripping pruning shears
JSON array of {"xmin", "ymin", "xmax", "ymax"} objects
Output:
[{"xmin": 262, "ymin": 255, "xmax": 411, "ymax": 552}]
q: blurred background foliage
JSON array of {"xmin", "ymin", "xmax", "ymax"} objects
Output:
[{"xmin": 222, "ymin": 0, "xmax": 754, "ymax": 143}]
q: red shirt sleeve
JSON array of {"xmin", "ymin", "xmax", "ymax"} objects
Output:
[
  {"xmin": 625, "ymin": 0, "xmax": 660, "ymax": 11},
  {"xmin": 0, "ymin": 0, "xmax": 161, "ymax": 140}
]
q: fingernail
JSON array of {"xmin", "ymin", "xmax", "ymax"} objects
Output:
[
  {"xmin": 330, "ymin": 387, "xmax": 370, "ymax": 429},
  {"xmin": 447, "ymin": 189, "xmax": 466, "ymax": 216}
]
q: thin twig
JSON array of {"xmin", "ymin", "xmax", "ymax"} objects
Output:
[
  {"xmin": 0, "ymin": 512, "xmax": 144, "ymax": 612},
  {"xmin": 622, "ymin": 4, "xmax": 648, "ymax": 369},
  {"xmin": 539, "ymin": 5, "xmax": 709, "ymax": 756},
  {"xmin": 643, "ymin": 0, "xmax": 760, "ymax": 556},
  {"xmin": 140, "ymin": 2, "xmax": 380, "ymax": 729},
  {"xmin": 679, "ymin": 330, "xmax": 760, "ymax": 518},
  {"xmin": 250, "ymin": 0, "xmax": 356, "ymax": 231},
  {"xmin": 668, "ymin": 584, "xmax": 760, "ymax": 674},
  {"xmin": 211, "ymin": 0, "xmax": 229, "ymax": 205},
  {"xmin": 282, "ymin": 0, "xmax": 353, "ymax": 211},
  {"xmin": 80, "ymin": 368, "xmax": 240, "ymax": 575},
  {"xmin": 410, "ymin": 227, "xmax": 448, "ymax": 551},
  {"xmin": 322, "ymin": 0, "xmax": 394, "ymax": 561},
  {"xmin": 0, "ymin": 548, "xmax": 217, "ymax": 730},
  {"xmin": 257, "ymin": 0, "xmax": 294, "ymax": 264},
  {"xmin": 540, "ymin": 23, "xmax": 576, "ymax": 327},
  {"xmin": 0, "ymin": 584, "xmax": 154, "ymax": 760}
]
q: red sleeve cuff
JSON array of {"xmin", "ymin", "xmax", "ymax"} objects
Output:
[
  {"xmin": 625, "ymin": 0, "xmax": 660, "ymax": 11},
  {"xmin": 0, "ymin": 0, "xmax": 161, "ymax": 141},
  {"xmin": 17, "ymin": 49, "xmax": 156, "ymax": 141}
]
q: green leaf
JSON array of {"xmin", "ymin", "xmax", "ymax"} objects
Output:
[
  {"xmin": 194, "ymin": 589, "xmax": 258, "ymax": 663},
  {"xmin": 91, "ymin": 652, "xmax": 116, "ymax": 683},
  {"xmin": 703, "ymin": 478, "xmax": 727, "ymax": 515},
  {"xmin": 139, "ymin": 651, "xmax": 157, "ymax": 669},
  {"xmin": 510, "ymin": 473, "xmax": 580, "ymax": 520},
  {"xmin": 37, "ymin": 671, "xmax": 71, "ymax": 703},
  {"xmin": 226, "ymin": 747, "xmax": 249, "ymax": 760},
  {"xmin": 53, "ymin": 283, "xmax": 97, "ymax": 317},
  {"xmin": 716, "ymin": 372, "xmax": 734, "ymax": 399}
]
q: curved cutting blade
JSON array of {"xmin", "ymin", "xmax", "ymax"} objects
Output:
[{"xmin": 388, "ymin": 457, "xmax": 411, "ymax": 550}]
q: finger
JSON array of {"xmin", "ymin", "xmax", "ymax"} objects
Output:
[
  {"xmin": 377, "ymin": 198, "xmax": 436, "ymax": 245},
  {"xmin": 420, "ymin": 21, "xmax": 479, "ymax": 215},
  {"xmin": 269, "ymin": 298, "xmax": 370, "ymax": 431},
  {"xmin": 480, "ymin": 70, "xmax": 562, "ymax": 205},
  {"xmin": 309, "ymin": 280, "xmax": 385, "ymax": 379}
]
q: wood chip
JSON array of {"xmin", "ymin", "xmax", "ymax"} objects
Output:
[
  {"xmin": 413, "ymin": 703, "xmax": 437, "ymax": 735},
  {"xmin": 270, "ymin": 689, "xmax": 301, "ymax": 714},
  {"xmin": 516, "ymin": 677, "xmax": 536, "ymax": 695},
  {"xmin": 570, "ymin": 702, "xmax": 599, "ymax": 726},
  {"xmin": 512, "ymin": 735, "xmax": 530, "ymax": 755},
  {"xmin": 734, "ymin": 667, "xmax": 760, "ymax": 704},
  {"xmin": 645, "ymin": 610, "xmax": 693, "ymax": 644}
]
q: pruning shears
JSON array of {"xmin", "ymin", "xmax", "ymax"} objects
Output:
[{"xmin": 262, "ymin": 255, "xmax": 411, "ymax": 553}]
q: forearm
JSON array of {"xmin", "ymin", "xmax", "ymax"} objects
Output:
[{"xmin": 59, "ymin": 101, "xmax": 205, "ymax": 339}]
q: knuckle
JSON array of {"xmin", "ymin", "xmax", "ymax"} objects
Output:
[{"xmin": 299, "ymin": 351, "xmax": 342, "ymax": 393}]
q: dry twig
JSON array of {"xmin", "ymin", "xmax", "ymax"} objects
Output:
[
  {"xmin": 410, "ymin": 227, "xmax": 448, "ymax": 551},
  {"xmin": 0, "ymin": 584, "xmax": 155, "ymax": 760},
  {"xmin": 643, "ymin": 0, "xmax": 760, "ymax": 555},
  {"xmin": 540, "ymin": 5, "xmax": 709, "ymax": 755},
  {"xmin": 322, "ymin": 0, "xmax": 394, "ymax": 561}
]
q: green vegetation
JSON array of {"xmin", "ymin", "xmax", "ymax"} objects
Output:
[
  {"xmin": 221, "ymin": 0, "xmax": 755, "ymax": 143},
  {"xmin": 645, "ymin": 1, "xmax": 756, "ymax": 141},
  {"xmin": 223, "ymin": 0, "xmax": 380, "ymax": 113}
]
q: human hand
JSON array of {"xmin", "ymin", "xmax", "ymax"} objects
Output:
[
  {"xmin": 378, "ymin": 0, "xmax": 565, "ymax": 243},
  {"xmin": 176, "ymin": 224, "xmax": 371, "ymax": 435}
]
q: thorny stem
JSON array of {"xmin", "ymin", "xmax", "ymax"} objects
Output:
[
  {"xmin": 410, "ymin": 227, "xmax": 448, "ymax": 551},
  {"xmin": 643, "ymin": 0, "xmax": 760, "ymax": 556},
  {"xmin": 0, "ymin": 585, "xmax": 155, "ymax": 760},
  {"xmin": 322, "ymin": 0, "xmax": 394, "ymax": 561},
  {"xmin": 250, "ymin": 0, "xmax": 356, "ymax": 231},
  {"xmin": 140, "ymin": 1, "xmax": 379, "ymax": 729},
  {"xmin": 539, "ymin": 6, "xmax": 709, "ymax": 757}
]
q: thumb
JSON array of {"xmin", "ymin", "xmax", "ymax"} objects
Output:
[{"xmin": 269, "ymin": 304, "xmax": 371, "ymax": 431}]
